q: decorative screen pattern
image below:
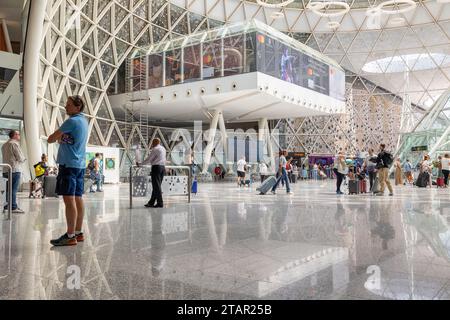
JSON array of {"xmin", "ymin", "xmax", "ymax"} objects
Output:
[{"xmin": 275, "ymin": 81, "xmax": 403, "ymax": 156}]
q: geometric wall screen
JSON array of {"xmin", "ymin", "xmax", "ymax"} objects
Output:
[{"xmin": 275, "ymin": 79, "xmax": 404, "ymax": 157}]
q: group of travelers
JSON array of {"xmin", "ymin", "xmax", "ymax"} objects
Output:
[
  {"xmin": 334, "ymin": 144, "xmax": 394, "ymax": 196},
  {"xmin": 4, "ymin": 96, "xmax": 450, "ymax": 250}
]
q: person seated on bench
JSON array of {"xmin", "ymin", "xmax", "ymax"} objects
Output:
[{"xmin": 31, "ymin": 154, "xmax": 49, "ymax": 198}]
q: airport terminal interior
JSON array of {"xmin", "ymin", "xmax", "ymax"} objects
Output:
[{"xmin": 1, "ymin": 0, "xmax": 450, "ymax": 300}]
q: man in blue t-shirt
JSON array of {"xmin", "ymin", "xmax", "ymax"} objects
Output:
[{"xmin": 47, "ymin": 95, "xmax": 88, "ymax": 246}]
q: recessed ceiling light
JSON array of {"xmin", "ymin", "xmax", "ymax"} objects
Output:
[
  {"xmin": 390, "ymin": 17, "xmax": 405, "ymax": 25},
  {"xmin": 328, "ymin": 21, "xmax": 340, "ymax": 29},
  {"xmin": 270, "ymin": 12, "xmax": 284, "ymax": 19}
]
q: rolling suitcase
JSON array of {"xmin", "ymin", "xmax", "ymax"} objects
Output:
[
  {"xmin": 437, "ymin": 177, "xmax": 445, "ymax": 188},
  {"xmin": 359, "ymin": 179, "xmax": 367, "ymax": 193},
  {"xmin": 371, "ymin": 177, "xmax": 380, "ymax": 194},
  {"xmin": 348, "ymin": 179, "xmax": 360, "ymax": 194},
  {"xmin": 44, "ymin": 176, "xmax": 58, "ymax": 197},
  {"xmin": 257, "ymin": 176, "xmax": 277, "ymax": 195},
  {"xmin": 415, "ymin": 172, "xmax": 429, "ymax": 188}
]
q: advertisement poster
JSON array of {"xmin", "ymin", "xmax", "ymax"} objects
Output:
[{"xmin": 256, "ymin": 32, "xmax": 343, "ymax": 99}]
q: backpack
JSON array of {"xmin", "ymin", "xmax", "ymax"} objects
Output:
[
  {"xmin": 34, "ymin": 162, "xmax": 46, "ymax": 178},
  {"xmin": 87, "ymin": 158, "xmax": 95, "ymax": 171},
  {"xmin": 383, "ymin": 152, "xmax": 394, "ymax": 167}
]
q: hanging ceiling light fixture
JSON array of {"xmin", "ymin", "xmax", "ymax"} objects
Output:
[
  {"xmin": 377, "ymin": 0, "xmax": 417, "ymax": 14},
  {"xmin": 256, "ymin": 0, "xmax": 295, "ymax": 8},
  {"xmin": 365, "ymin": 0, "xmax": 417, "ymax": 17},
  {"xmin": 389, "ymin": 17, "xmax": 406, "ymax": 25},
  {"xmin": 306, "ymin": 1, "xmax": 350, "ymax": 17}
]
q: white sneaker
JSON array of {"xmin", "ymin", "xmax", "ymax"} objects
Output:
[
  {"xmin": 271, "ymin": 190, "xmax": 276, "ymax": 194},
  {"xmin": 287, "ymin": 191, "xmax": 294, "ymax": 195},
  {"xmin": 12, "ymin": 208, "xmax": 25, "ymax": 214}
]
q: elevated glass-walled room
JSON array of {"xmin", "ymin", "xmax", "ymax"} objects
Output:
[{"xmin": 128, "ymin": 19, "xmax": 345, "ymax": 102}]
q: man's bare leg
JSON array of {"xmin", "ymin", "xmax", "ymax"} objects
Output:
[
  {"xmin": 75, "ymin": 196, "xmax": 84, "ymax": 232},
  {"xmin": 63, "ymin": 195, "xmax": 77, "ymax": 235}
]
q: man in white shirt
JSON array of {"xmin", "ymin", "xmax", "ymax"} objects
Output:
[
  {"xmin": 236, "ymin": 156, "xmax": 246, "ymax": 187},
  {"xmin": 140, "ymin": 138, "xmax": 166, "ymax": 208},
  {"xmin": 259, "ymin": 162, "xmax": 268, "ymax": 182}
]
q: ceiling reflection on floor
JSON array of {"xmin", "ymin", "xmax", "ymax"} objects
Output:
[{"xmin": 1, "ymin": 181, "xmax": 450, "ymax": 300}]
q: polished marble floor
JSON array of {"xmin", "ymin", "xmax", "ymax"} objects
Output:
[{"xmin": 1, "ymin": 179, "xmax": 450, "ymax": 300}]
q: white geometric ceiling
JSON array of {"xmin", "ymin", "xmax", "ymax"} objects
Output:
[
  {"xmin": 37, "ymin": 0, "xmax": 450, "ymax": 153},
  {"xmin": 170, "ymin": 0, "xmax": 450, "ymax": 108}
]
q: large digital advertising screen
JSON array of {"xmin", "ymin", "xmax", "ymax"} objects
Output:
[{"xmin": 256, "ymin": 32, "xmax": 344, "ymax": 101}]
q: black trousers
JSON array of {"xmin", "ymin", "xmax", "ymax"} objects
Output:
[
  {"xmin": 443, "ymin": 169, "xmax": 450, "ymax": 186},
  {"xmin": 149, "ymin": 165, "xmax": 165, "ymax": 206},
  {"xmin": 334, "ymin": 168, "xmax": 344, "ymax": 192},
  {"xmin": 368, "ymin": 171, "xmax": 376, "ymax": 190}
]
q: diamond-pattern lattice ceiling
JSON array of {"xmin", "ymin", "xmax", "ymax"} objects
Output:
[
  {"xmin": 38, "ymin": 0, "xmax": 449, "ymax": 166},
  {"xmin": 171, "ymin": 0, "xmax": 450, "ymax": 109}
]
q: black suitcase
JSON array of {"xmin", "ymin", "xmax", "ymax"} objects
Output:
[
  {"xmin": 44, "ymin": 176, "xmax": 58, "ymax": 197},
  {"xmin": 291, "ymin": 173, "xmax": 297, "ymax": 183},
  {"xmin": 371, "ymin": 176, "xmax": 380, "ymax": 193},
  {"xmin": 415, "ymin": 172, "xmax": 429, "ymax": 188},
  {"xmin": 348, "ymin": 179, "xmax": 360, "ymax": 194}
]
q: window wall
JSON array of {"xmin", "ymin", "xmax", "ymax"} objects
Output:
[
  {"xmin": 183, "ymin": 44, "xmax": 201, "ymax": 82},
  {"xmin": 202, "ymin": 39, "xmax": 222, "ymax": 79},
  {"xmin": 133, "ymin": 30, "xmax": 345, "ymax": 102},
  {"xmin": 148, "ymin": 54, "xmax": 163, "ymax": 89}
]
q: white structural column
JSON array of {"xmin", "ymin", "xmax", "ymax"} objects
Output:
[
  {"xmin": 202, "ymin": 109, "xmax": 221, "ymax": 174},
  {"xmin": 217, "ymin": 111, "xmax": 233, "ymax": 173},
  {"xmin": 258, "ymin": 118, "xmax": 275, "ymax": 173},
  {"xmin": 23, "ymin": 0, "xmax": 47, "ymax": 168}
]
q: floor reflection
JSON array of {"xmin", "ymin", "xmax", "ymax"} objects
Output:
[{"xmin": 0, "ymin": 181, "xmax": 450, "ymax": 299}]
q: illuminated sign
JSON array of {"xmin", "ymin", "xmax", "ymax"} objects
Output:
[{"xmin": 411, "ymin": 146, "xmax": 427, "ymax": 152}]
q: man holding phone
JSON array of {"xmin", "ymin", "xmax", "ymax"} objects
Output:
[{"xmin": 47, "ymin": 96, "xmax": 88, "ymax": 246}]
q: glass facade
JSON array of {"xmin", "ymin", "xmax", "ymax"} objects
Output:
[
  {"xmin": 131, "ymin": 20, "xmax": 346, "ymax": 102},
  {"xmin": 0, "ymin": 67, "xmax": 17, "ymax": 94}
]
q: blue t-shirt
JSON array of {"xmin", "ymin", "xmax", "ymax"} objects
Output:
[
  {"xmin": 56, "ymin": 113, "xmax": 88, "ymax": 169},
  {"xmin": 403, "ymin": 162, "xmax": 412, "ymax": 172}
]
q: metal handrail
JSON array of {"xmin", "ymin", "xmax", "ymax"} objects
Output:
[
  {"xmin": 0, "ymin": 164, "xmax": 12, "ymax": 220},
  {"xmin": 129, "ymin": 164, "xmax": 192, "ymax": 208}
]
